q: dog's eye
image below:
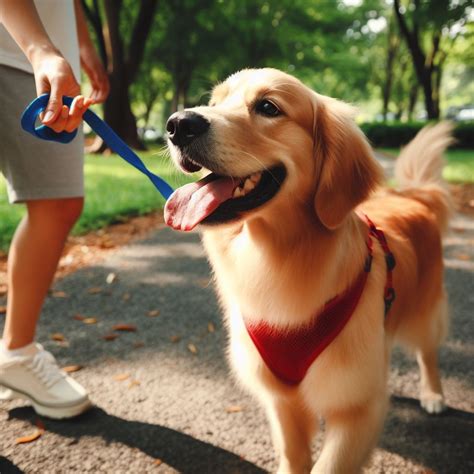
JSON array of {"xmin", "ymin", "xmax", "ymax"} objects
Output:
[{"xmin": 255, "ymin": 99, "xmax": 281, "ymax": 117}]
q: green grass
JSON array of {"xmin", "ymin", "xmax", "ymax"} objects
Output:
[
  {"xmin": 0, "ymin": 149, "xmax": 193, "ymax": 252},
  {"xmin": 379, "ymin": 148, "xmax": 474, "ymax": 183}
]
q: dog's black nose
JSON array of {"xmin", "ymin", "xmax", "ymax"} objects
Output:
[{"xmin": 166, "ymin": 111, "xmax": 210, "ymax": 147}]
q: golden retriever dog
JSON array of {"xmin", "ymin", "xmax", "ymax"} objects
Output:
[{"xmin": 164, "ymin": 68, "xmax": 452, "ymax": 473}]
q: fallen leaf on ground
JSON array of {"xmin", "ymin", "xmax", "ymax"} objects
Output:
[
  {"xmin": 99, "ymin": 238, "xmax": 114, "ymax": 249},
  {"xmin": 196, "ymin": 278, "xmax": 211, "ymax": 288},
  {"xmin": 187, "ymin": 343, "xmax": 198, "ymax": 354},
  {"xmin": 122, "ymin": 292, "xmax": 131, "ymax": 301},
  {"xmin": 50, "ymin": 333, "xmax": 66, "ymax": 342},
  {"xmin": 128, "ymin": 380, "xmax": 140, "ymax": 388},
  {"xmin": 113, "ymin": 373, "xmax": 130, "ymax": 381},
  {"xmin": 83, "ymin": 317, "xmax": 98, "ymax": 325},
  {"xmin": 207, "ymin": 322, "xmax": 215, "ymax": 333},
  {"xmin": 102, "ymin": 333, "xmax": 119, "ymax": 341},
  {"xmin": 51, "ymin": 291, "xmax": 68, "ymax": 298},
  {"xmin": 147, "ymin": 309, "xmax": 160, "ymax": 317},
  {"xmin": 106, "ymin": 272, "xmax": 117, "ymax": 284},
  {"xmin": 87, "ymin": 287, "xmax": 103, "ymax": 294},
  {"xmin": 15, "ymin": 420, "xmax": 45, "ymax": 444},
  {"xmin": 170, "ymin": 335, "xmax": 181, "ymax": 343},
  {"xmin": 154, "ymin": 459, "xmax": 163, "ymax": 466},
  {"xmin": 226, "ymin": 405, "xmax": 243, "ymax": 413},
  {"xmin": 0, "ymin": 306, "xmax": 6, "ymax": 314},
  {"xmin": 73, "ymin": 314, "xmax": 85, "ymax": 321},
  {"xmin": 112, "ymin": 324, "xmax": 137, "ymax": 332},
  {"xmin": 62, "ymin": 365, "xmax": 83, "ymax": 373}
]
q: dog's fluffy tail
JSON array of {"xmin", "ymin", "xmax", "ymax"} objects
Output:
[{"xmin": 394, "ymin": 121, "xmax": 454, "ymax": 233}]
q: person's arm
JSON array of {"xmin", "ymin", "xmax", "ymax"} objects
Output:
[
  {"xmin": 74, "ymin": 0, "xmax": 109, "ymax": 104},
  {"xmin": 0, "ymin": 0, "xmax": 91, "ymax": 132}
]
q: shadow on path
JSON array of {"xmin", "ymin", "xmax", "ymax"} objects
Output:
[
  {"xmin": 8, "ymin": 407, "xmax": 266, "ymax": 474},
  {"xmin": 0, "ymin": 457, "xmax": 24, "ymax": 474},
  {"xmin": 380, "ymin": 396, "xmax": 474, "ymax": 473}
]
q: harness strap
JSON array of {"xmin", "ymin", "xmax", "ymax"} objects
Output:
[
  {"xmin": 244, "ymin": 214, "xmax": 397, "ymax": 386},
  {"xmin": 362, "ymin": 214, "xmax": 396, "ymax": 316}
]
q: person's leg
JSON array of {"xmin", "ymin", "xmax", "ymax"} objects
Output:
[
  {"xmin": 2, "ymin": 197, "xmax": 83, "ymax": 349},
  {"xmin": 0, "ymin": 66, "xmax": 89, "ymax": 418}
]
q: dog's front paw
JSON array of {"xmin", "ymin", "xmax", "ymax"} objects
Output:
[{"xmin": 420, "ymin": 393, "xmax": 446, "ymax": 414}]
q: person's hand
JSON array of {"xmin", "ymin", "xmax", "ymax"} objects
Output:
[
  {"xmin": 31, "ymin": 48, "xmax": 92, "ymax": 133},
  {"xmin": 80, "ymin": 45, "xmax": 109, "ymax": 104}
]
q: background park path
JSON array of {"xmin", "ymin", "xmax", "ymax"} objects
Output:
[{"xmin": 1, "ymin": 155, "xmax": 473, "ymax": 473}]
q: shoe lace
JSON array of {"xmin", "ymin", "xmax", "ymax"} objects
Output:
[{"xmin": 28, "ymin": 350, "xmax": 65, "ymax": 388}]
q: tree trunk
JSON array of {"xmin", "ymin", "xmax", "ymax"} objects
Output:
[
  {"xmin": 393, "ymin": 0, "xmax": 440, "ymax": 120},
  {"xmin": 407, "ymin": 83, "xmax": 418, "ymax": 121},
  {"xmin": 102, "ymin": 1, "xmax": 143, "ymax": 149},
  {"xmin": 104, "ymin": 75, "xmax": 145, "ymax": 150},
  {"xmin": 419, "ymin": 69, "xmax": 438, "ymax": 119},
  {"xmin": 83, "ymin": 0, "xmax": 158, "ymax": 151}
]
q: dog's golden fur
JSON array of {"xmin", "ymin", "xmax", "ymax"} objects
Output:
[{"xmin": 172, "ymin": 68, "xmax": 452, "ymax": 472}]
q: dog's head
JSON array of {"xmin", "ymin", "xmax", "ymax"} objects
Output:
[{"xmin": 164, "ymin": 68, "xmax": 382, "ymax": 231}]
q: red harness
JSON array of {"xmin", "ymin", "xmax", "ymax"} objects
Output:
[{"xmin": 244, "ymin": 215, "xmax": 395, "ymax": 386}]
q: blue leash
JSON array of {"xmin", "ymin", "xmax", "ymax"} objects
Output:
[{"xmin": 20, "ymin": 94, "xmax": 174, "ymax": 200}]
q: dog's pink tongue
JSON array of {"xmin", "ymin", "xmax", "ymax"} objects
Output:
[{"xmin": 164, "ymin": 175, "xmax": 235, "ymax": 231}]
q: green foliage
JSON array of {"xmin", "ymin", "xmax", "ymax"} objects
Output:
[
  {"xmin": 361, "ymin": 121, "xmax": 474, "ymax": 148},
  {"xmin": 115, "ymin": 0, "xmax": 473, "ymax": 128}
]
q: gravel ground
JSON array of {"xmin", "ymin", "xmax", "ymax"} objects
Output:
[{"xmin": 1, "ymin": 155, "xmax": 473, "ymax": 473}]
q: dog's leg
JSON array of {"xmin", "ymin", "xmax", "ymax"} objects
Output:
[
  {"xmin": 266, "ymin": 397, "xmax": 316, "ymax": 474},
  {"xmin": 416, "ymin": 293, "xmax": 448, "ymax": 414},
  {"xmin": 416, "ymin": 349, "xmax": 445, "ymax": 414},
  {"xmin": 311, "ymin": 398, "xmax": 387, "ymax": 474}
]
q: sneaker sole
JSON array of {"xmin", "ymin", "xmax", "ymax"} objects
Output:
[{"xmin": 0, "ymin": 384, "xmax": 92, "ymax": 419}]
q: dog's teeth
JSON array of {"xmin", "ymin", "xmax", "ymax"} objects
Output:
[
  {"xmin": 250, "ymin": 173, "xmax": 261, "ymax": 184},
  {"xmin": 243, "ymin": 178, "xmax": 255, "ymax": 193},
  {"xmin": 233, "ymin": 187, "xmax": 244, "ymax": 198}
]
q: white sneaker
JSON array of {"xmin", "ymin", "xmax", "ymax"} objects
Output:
[{"xmin": 0, "ymin": 342, "xmax": 91, "ymax": 419}]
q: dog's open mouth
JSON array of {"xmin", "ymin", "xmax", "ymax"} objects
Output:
[{"xmin": 164, "ymin": 165, "xmax": 286, "ymax": 231}]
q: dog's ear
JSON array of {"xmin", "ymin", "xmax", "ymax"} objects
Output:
[{"xmin": 313, "ymin": 96, "xmax": 382, "ymax": 230}]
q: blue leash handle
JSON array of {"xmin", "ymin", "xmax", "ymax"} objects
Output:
[{"xmin": 20, "ymin": 94, "xmax": 174, "ymax": 200}]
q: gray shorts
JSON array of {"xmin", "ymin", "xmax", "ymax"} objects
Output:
[{"xmin": 0, "ymin": 65, "xmax": 84, "ymax": 203}]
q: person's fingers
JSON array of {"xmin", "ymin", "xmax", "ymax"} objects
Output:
[
  {"xmin": 94, "ymin": 86, "xmax": 108, "ymax": 104},
  {"xmin": 96, "ymin": 74, "xmax": 110, "ymax": 103},
  {"xmin": 69, "ymin": 95, "xmax": 84, "ymax": 115},
  {"xmin": 89, "ymin": 88, "xmax": 99, "ymax": 103},
  {"xmin": 41, "ymin": 80, "xmax": 62, "ymax": 124},
  {"xmin": 64, "ymin": 96, "xmax": 85, "ymax": 132},
  {"xmin": 88, "ymin": 69, "xmax": 109, "ymax": 104},
  {"xmin": 47, "ymin": 105, "xmax": 69, "ymax": 132}
]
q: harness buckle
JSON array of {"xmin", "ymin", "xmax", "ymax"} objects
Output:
[
  {"xmin": 364, "ymin": 254, "xmax": 373, "ymax": 272},
  {"xmin": 385, "ymin": 252, "xmax": 396, "ymax": 271}
]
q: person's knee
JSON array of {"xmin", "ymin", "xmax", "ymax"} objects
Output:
[
  {"xmin": 59, "ymin": 197, "xmax": 84, "ymax": 227},
  {"xmin": 28, "ymin": 197, "xmax": 84, "ymax": 231}
]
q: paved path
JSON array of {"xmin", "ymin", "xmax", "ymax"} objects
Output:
[{"xmin": 1, "ymin": 157, "xmax": 473, "ymax": 473}]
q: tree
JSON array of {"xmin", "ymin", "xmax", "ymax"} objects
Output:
[
  {"xmin": 393, "ymin": 0, "xmax": 470, "ymax": 119},
  {"xmin": 81, "ymin": 0, "xmax": 158, "ymax": 149}
]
